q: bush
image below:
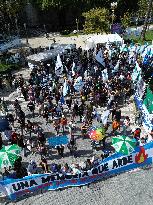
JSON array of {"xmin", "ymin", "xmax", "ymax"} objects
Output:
[
  {"xmin": 0, "ymin": 63, "xmax": 20, "ymax": 74},
  {"xmin": 60, "ymin": 30, "xmax": 71, "ymax": 35}
]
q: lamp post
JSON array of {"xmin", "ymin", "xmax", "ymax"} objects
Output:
[
  {"xmin": 135, "ymin": 17, "xmax": 138, "ymax": 29},
  {"xmin": 7, "ymin": 23, "xmax": 11, "ymax": 39},
  {"xmin": 24, "ymin": 23, "xmax": 28, "ymax": 44},
  {"xmin": 15, "ymin": 18, "xmax": 19, "ymax": 37},
  {"xmin": 111, "ymin": 2, "xmax": 118, "ymax": 25},
  {"xmin": 76, "ymin": 18, "xmax": 79, "ymax": 36}
]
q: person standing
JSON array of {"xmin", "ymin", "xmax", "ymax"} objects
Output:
[
  {"xmin": 27, "ymin": 101, "xmax": 35, "ymax": 118},
  {"xmin": 60, "ymin": 115, "xmax": 67, "ymax": 134},
  {"xmin": 68, "ymin": 135, "xmax": 77, "ymax": 157}
]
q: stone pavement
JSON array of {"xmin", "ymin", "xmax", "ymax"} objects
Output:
[{"xmin": 2, "ymin": 167, "xmax": 153, "ymax": 205}]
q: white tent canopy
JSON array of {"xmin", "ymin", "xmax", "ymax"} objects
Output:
[
  {"xmin": 27, "ymin": 44, "xmax": 75, "ymax": 63},
  {"xmin": 85, "ymin": 33, "xmax": 123, "ymax": 50}
]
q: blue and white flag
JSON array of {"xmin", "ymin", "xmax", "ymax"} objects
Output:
[
  {"xmin": 72, "ymin": 62, "xmax": 76, "ymax": 77},
  {"xmin": 60, "ymin": 96, "xmax": 65, "ymax": 105},
  {"xmin": 101, "ymin": 69, "xmax": 108, "ymax": 82},
  {"xmin": 63, "ymin": 80, "xmax": 69, "ymax": 97},
  {"xmin": 113, "ymin": 60, "xmax": 119, "ymax": 71},
  {"xmin": 74, "ymin": 76, "xmax": 84, "ymax": 92},
  {"xmin": 55, "ymin": 54, "xmax": 63, "ymax": 76},
  {"xmin": 95, "ymin": 49, "xmax": 105, "ymax": 67}
]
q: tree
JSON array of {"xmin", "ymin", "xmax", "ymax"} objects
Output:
[
  {"xmin": 0, "ymin": 0, "xmax": 26, "ymax": 17},
  {"xmin": 120, "ymin": 11, "xmax": 131, "ymax": 29},
  {"xmin": 82, "ymin": 8, "xmax": 110, "ymax": 34},
  {"xmin": 140, "ymin": 0, "xmax": 153, "ymax": 40}
]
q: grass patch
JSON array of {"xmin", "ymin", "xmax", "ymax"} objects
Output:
[
  {"xmin": 0, "ymin": 63, "xmax": 20, "ymax": 74},
  {"xmin": 124, "ymin": 30, "xmax": 153, "ymax": 45}
]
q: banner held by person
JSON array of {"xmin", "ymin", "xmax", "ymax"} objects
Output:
[{"xmin": 1, "ymin": 142, "xmax": 153, "ymax": 200}]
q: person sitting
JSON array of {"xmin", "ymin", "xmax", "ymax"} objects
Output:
[
  {"xmin": 133, "ymin": 128, "xmax": 141, "ymax": 141},
  {"xmin": 14, "ymin": 157, "xmax": 28, "ymax": 178},
  {"xmin": 61, "ymin": 163, "xmax": 72, "ymax": 174},
  {"xmin": 70, "ymin": 164, "xmax": 81, "ymax": 175},
  {"xmin": 101, "ymin": 150, "xmax": 111, "ymax": 160},
  {"xmin": 27, "ymin": 160, "xmax": 37, "ymax": 175},
  {"xmin": 50, "ymin": 163, "xmax": 59, "ymax": 173},
  {"xmin": 139, "ymin": 137, "xmax": 146, "ymax": 146},
  {"xmin": 85, "ymin": 159, "xmax": 93, "ymax": 171},
  {"xmin": 40, "ymin": 157, "xmax": 49, "ymax": 173},
  {"xmin": 2, "ymin": 167, "xmax": 11, "ymax": 179}
]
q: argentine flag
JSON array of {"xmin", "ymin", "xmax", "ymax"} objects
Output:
[
  {"xmin": 72, "ymin": 62, "xmax": 76, "ymax": 77},
  {"xmin": 113, "ymin": 60, "xmax": 119, "ymax": 72},
  {"xmin": 63, "ymin": 79, "xmax": 69, "ymax": 97},
  {"xmin": 101, "ymin": 69, "xmax": 108, "ymax": 82},
  {"xmin": 74, "ymin": 76, "xmax": 84, "ymax": 92},
  {"xmin": 55, "ymin": 54, "xmax": 63, "ymax": 76}
]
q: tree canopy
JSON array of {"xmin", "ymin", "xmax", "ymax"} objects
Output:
[{"xmin": 82, "ymin": 8, "xmax": 110, "ymax": 34}]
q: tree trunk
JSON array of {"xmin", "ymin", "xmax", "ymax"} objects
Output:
[{"xmin": 141, "ymin": 0, "xmax": 153, "ymax": 41}]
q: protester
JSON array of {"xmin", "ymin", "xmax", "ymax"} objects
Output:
[
  {"xmin": 27, "ymin": 160, "xmax": 37, "ymax": 175},
  {"xmin": 67, "ymin": 135, "xmax": 77, "ymax": 157},
  {"xmin": 0, "ymin": 39, "xmax": 152, "ymax": 193},
  {"xmin": 40, "ymin": 157, "xmax": 49, "ymax": 173},
  {"xmin": 60, "ymin": 114, "xmax": 67, "ymax": 133}
]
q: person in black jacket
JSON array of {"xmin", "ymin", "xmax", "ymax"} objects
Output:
[{"xmin": 27, "ymin": 101, "xmax": 35, "ymax": 118}]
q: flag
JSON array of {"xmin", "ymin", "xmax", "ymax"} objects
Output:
[
  {"xmin": 101, "ymin": 110, "xmax": 110, "ymax": 125},
  {"xmin": 63, "ymin": 80, "xmax": 69, "ymax": 97},
  {"xmin": 113, "ymin": 60, "xmax": 119, "ymax": 71},
  {"xmin": 101, "ymin": 69, "xmax": 108, "ymax": 82},
  {"xmin": 72, "ymin": 62, "xmax": 76, "ymax": 76},
  {"xmin": 74, "ymin": 76, "xmax": 84, "ymax": 92},
  {"xmin": 60, "ymin": 96, "xmax": 65, "ymax": 105},
  {"xmin": 95, "ymin": 49, "xmax": 105, "ymax": 67},
  {"xmin": 55, "ymin": 54, "xmax": 63, "ymax": 76}
]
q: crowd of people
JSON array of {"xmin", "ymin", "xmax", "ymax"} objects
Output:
[{"xmin": 0, "ymin": 42, "xmax": 152, "ymax": 180}]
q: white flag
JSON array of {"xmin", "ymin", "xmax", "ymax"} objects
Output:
[
  {"xmin": 72, "ymin": 62, "xmax": 76, "ymax": 76},
  {"xmin": 63, "ymin": 80, "xmax": 69, "ymax": 97},
  {"xmin": 101, "ymin": 69, "xmax": 108, "ymax": 82},
  {"xmin": 55, "ymin": 54, "xmax": 63, "ymax": 76},
  {"xmin": 113, "ymin": 60, "xmax": 119, "ymax": 71}
]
